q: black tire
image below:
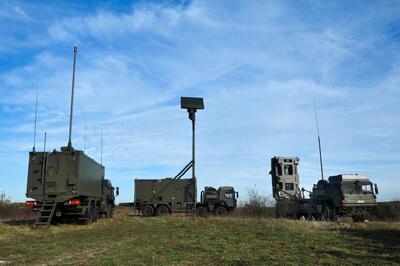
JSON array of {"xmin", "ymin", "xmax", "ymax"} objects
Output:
[
  {"xmin": 105, "ymin": 204, "xmax": 113, "ymax": 218},
  {"xmin": 156, "ymin": 205, "xmax": 170, "ymax": 216},
  {"xmin": 142, "ymin": 205, "xmax": 155, "ymax": 217},
  {"xmin": 196, "ymin": 206, "xmax": 208, "ymax": 217},
  {"xmin": 214, "ymin": 206, "xmax": 227, "ymax": 216},
  {"xmin": 93, "ymin": 206, "xmax": 99, "ymax": 222},
  {"xmin": 83, "ymin": 207, "xmax": 94, "ymax": 224},
  {"xmin": 90, "ymin": 207, "xmax": 95, "ymax": 223},
  {"xmin": 109, "ymin": 206, "xmax": 114, "ymax": 218}
]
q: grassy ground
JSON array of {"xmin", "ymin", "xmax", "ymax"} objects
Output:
[{"xmin": 0, "ymin": 209, "xmax": 399, "ymax": 265}]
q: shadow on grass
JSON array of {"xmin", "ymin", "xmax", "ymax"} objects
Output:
[
  {"xmin": 338, "ymin": 228, "xmax": 400, "ymax": 263},
  {"xmin": 1, "ymin": 219, "xmax": 36, "ymax": 226}
]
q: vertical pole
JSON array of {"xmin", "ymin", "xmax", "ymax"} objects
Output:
[
  {"xmin": 68, "ymin": 45, "xmax": 77, "ymax": 148},
  {"xmin": 192, "ymin": 112, "xmax": 196, "ymax": 212},
  {"xmin": 314, "ymin": 99, "xmax": 324, "ymax": 180},
  {"xmin": 317, "ymin": 136, "xmax": 324, "ymax": 180},
  {"xmin": 100, "ymin": 123, "xmax": 104, "ymax": 180},
  {"xmin": 41, "ymin": 132, "xmax": 47, "ymax": 198},
  {"xmin": 33, "ymin": 86, "xmax": 39, "ymax": 152},
  {"xmin": 188, "ymin": 109, "xmax": 196, "ymax": 212},
  {"xmin": 100, "ymin": 123, "xmax": 103, "ymax": 166},
  {"xmin": 192, "ymin": 112, "xmax": 195, "ymax": 179},
  {"xmin": 83, "ymin": 121, "xmax": 86, "ymax": 152}
]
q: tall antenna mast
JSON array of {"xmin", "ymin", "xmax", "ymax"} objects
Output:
[
  {"xmin": 83, "ymin": 121, "xmax": 87, "ymax": 152},
  {"xmin": 67, "ymin": 45, "xmax": 77, "ymax": 149},
  {"xmin": 41, "ymin": 132, "xmax": 47, "ymax": 197},
  {"xmin": 314, "ymin": 98, "xmax": 324, "ymax": 180},
  {"xmin": 100, "ymin": 122, "xmax": 103, "ymax": 166},
  {"xmin": 33, "ymin": 86, "xmax": 39, "ymax": 152}
]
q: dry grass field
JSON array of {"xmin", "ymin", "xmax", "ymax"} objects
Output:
[{"xmin": 0, "ymin": 207, "xmax": 399, "ymax": 265}]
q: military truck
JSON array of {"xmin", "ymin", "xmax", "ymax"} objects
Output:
[
  {"xmin": 310, "ymin": 174, "xmax": 378, "ymax": 221},
  {"xmin": 25, "ymin": 46, "xmax": 118, "ymax": 226},
  {"xmin": 270, "ymin": 156, "xmax": 378, "ymax": 221},
  {"xmin": 134, "ymin": 178, "xmax": 238, "ymax": 216},
  {"xmin": 26, "ymin": 148, "xmax": 118, "ymax": 225},
  {"xmin": 132, "ymin": 96, "xmax": 238, "ymax": 217}
]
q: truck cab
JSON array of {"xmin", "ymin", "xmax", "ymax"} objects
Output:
[
  {"xmin": 195, "ymin": 186, "xmax": 238, "ymax": 216},
  {"xmin": 202, "ymin": 186, "xmax": 237, "ymax": 209},
  {"xmin": 328, "ymin": 174, "xmax": 378, "ymax": 208}
]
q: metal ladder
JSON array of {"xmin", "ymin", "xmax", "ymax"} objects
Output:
[{"xmin": 35, "ymin": 195, "xmax": 57, "ymax": 227}]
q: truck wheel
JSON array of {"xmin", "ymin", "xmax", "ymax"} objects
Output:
[
  {"xmin": 156, "ymin": 205, "xmax": 170, "ymax": 216},
  {"xmin": 142, "ymin": 205, "xmax": 154, "ymax": 217},
  {"xmin": 89, "ymin": 207, "xmax": 95, "ymax": 223},
  {"xmin": 109, "ymin": 206, "xmax": 114, "ymax": 218},
  {"xmin": 196, "ymin": 206, "xmax": 208, "ymax": 217},
  {"xmin": 82, "ymin": 207, "xmax": 94, "ymax": 224},
  {"xmin": 93, "ymin": 206, "xmax": 100, "ymax": 222},
  {"xmin": 214, "ymin": 206, "xmax": 227, "ymax": 216}
]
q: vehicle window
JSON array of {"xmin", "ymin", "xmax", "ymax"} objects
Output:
[
  {"xmin": 285, "ymin": 183, "xmax": 294, "ymax": 190},
  {"xmin": 284, "ymin": 164, "xmax": 293, "ymax": 175},
  {"xmin": 225, "ymin": 192, "xmax": 233, "ymax": 199},
  {"xmin": 361, "ymin": 184, "xmax": 372, "ymax": 193},
  {"xmin": 342, "ymin": 182, "xmax": 372, "ymax": 194}
]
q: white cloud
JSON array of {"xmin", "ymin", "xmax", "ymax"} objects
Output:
[{"xmin": 0, "ymin": 1, "xmax": 399, "ymax": 202}]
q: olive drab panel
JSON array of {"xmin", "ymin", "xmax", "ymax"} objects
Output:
[
  {"xmin": 26, "ymin": 149, "xmax": 104, "ymax": 202},
  {"xmin": 270, "ymin": 156, "xmax": 301, "ymax": 199}
]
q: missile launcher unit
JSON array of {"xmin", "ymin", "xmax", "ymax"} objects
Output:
[{"xmin": 270, "ymin": 156, "xmax": 378, "ymax": 221}]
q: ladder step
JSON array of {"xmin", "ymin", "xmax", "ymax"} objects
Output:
[{"xmin": 35, "ymin": 197, "xmax": 57, "ymax": 227}]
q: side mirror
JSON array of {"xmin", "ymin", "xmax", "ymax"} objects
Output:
[
  {"xmin": 236, "ymin": 192, "xmax": 239, "ymax": 199},
  {"xmin": 116, "ymin": 187, "xmax": 119, "ymax": 196},
  {"xmin": 374, "ymin": 184, "xmax": 378, "ymax": 194}
]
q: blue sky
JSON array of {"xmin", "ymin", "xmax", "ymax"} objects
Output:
[{"xmin": 0, "ymin": 0, "xmax": 399, "ymax": 203}]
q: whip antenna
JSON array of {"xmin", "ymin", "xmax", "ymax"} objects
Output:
[
  {"xmin": 41, "ymin": 132, "xmax": 47, "ymax": 197},
  {"xmin": 67, "ymin": 45, "xmax": 77, "ymax": 148},
  {"xmin": 314, "ymin": 98, "xmax": 324, "ymax": 180},
  {"xmin": 33, "ymin": 86, "xmax": 39, "ymax": 152},
  {"xmin": 84, "ymin": 121, "xmax": 87, "ymax": 152},
  {"xmin": 100, "ymin": 122, "xmax": 103, "ymax": 166}
]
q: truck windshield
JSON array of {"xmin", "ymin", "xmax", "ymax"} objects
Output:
[
  {"xmin": 224, "ymin": 192, "xmax": 234, "ymax": 199},
  {"xmin": 342, "ymin": 182, "xmax": 373, "ymax": 194}
]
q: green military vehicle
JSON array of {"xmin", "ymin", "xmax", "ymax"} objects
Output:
[
  {"xmin": 26, "ymin": 148, "xmax": 118, "ymax": 226},
  {"xmin": 311, "ymin": 174, "xmax": 378, "ymax": 221},
  {"xmin": 270, "ymin": 156, "xmax": 378, "ymax": 221},
  {"xmin": 133, "ymin": 96, "xmax": 238, "ymax": 217},
  {"xmin": 134, "ymin": 178, "xmax": 238, "ymax": 216},
  {"xmin": 25, "ymin": 46, "xmax": 118, "ymax": 226}
]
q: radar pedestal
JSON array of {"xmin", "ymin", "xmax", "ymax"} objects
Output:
[{"xmin": 180, "ymin": 97, "xmax": 204, "ymax": 180}]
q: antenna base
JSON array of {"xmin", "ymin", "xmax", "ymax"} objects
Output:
[{"xmin": 61, "ymin": 146, "xmax": 75, "ymax": 152}]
